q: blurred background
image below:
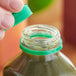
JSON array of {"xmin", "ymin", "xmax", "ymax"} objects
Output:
[{"xmin": 0, "ymin": 0, "xmax": 76, "ymax": 75}]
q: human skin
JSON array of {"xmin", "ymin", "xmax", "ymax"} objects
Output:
[{"xmin": 0, "ymin": 0, "xmax": 24, "ymax": 40}]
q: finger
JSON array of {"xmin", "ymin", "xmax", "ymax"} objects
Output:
[
  {"xmin": 0, "ymin": 7, "xmax": 14, "ymax": 30},
  {"xmin": 0, "ymin": 0, "xmax": 24, "ymax": 13},
  {"xmin": 0, "ymin": 30, "xmax": 5, "ymax": 40}
]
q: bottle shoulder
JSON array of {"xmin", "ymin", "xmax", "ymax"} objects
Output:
[
  {"xmin": 3, "ymin": 52, "xmax": 76, "ymax": 76},
  {"xmin": 3, "ymin": 52, "xmax": 28, "ymax": 76}
]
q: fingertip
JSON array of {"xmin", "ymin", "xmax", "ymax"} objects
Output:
[
  {"xmin": 0, "ymin": 30, "xmax": 5, "ymax": 40},
  {"xmin": 1, "ymin": 13, "xmax": 15, "ymax": 30},
  {"xmin": 9, "ymin": 0, "xmax": 24, "ymax": 12}
]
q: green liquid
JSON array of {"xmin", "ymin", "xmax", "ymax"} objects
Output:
[{"xmin": 3, "ymin": 52, "xmax": 76, "ymax": 76}]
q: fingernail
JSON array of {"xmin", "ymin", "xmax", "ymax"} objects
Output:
[
  {"xmin": 1, "ymin": 13, "xmax": 14, "ymax": 29},
  {"xmin": 9, "ymin": 0, "xmax": 24, "ymax": 12},
  {"xmin": 0, "ymin": 30, "xmax": 5, "ymax": 40}
]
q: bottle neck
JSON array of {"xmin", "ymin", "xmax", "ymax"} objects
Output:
[
  {"xmin": 20, "ymin": 25, "xmax": 62, "ymax": 60},
  {"xmin": 21, "ymin": 25, "xmax": 61, "ymax": 51}
]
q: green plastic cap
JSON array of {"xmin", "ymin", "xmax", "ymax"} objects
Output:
[
  {"xmin": 13, "ymin": 4, "xmax": 32, "ymax": 26},
  {"xmin": 4, "ymin": 4, "xmax": 32, "ymax": 31}
]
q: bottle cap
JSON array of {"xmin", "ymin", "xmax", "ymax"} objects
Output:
[
  {"xmin": 13, "ymin": 4, "xmax": 32, "ymax": 26},
  {"xmin": 4, "ymin": 4, "xmax": 32, "ymax": 31}
]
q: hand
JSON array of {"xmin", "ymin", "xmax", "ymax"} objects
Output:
[{"xmin": 0, "ymin": 0, "xmax": 24, "ymax": 40}]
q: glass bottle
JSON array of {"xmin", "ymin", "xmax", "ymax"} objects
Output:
[{"xmin": 3, "ymin": 24, "xmax": 76, "ymax": 76}]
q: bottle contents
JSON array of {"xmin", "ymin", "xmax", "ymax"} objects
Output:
[{"xmin": 3, "ymin": 24, "xmax": 76, "ymax": 76}]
